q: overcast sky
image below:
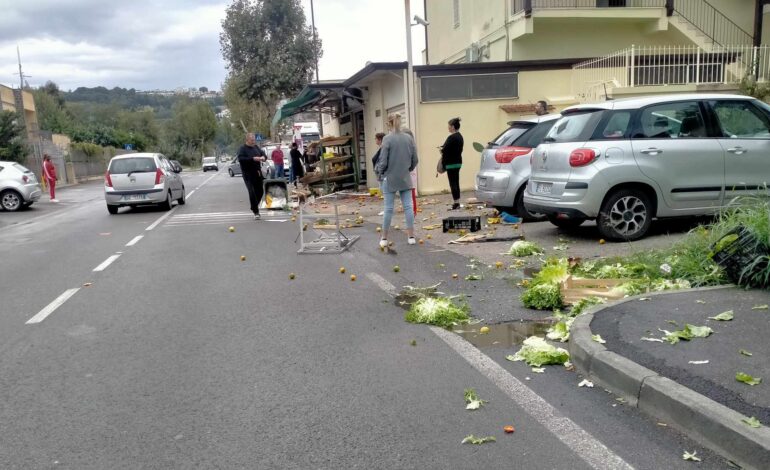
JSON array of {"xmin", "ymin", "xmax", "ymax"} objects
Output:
[{"xmin": 0, "ymin": 0, "xmax": 426, "ymax": 92}]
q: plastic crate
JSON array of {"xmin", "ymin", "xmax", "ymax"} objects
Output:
[
  {"xmin": 442, "ymin": 216, "xmax": 481, "ymax": 233},
  {"xmin": 711, "ymin": 226, "xmax": 770, "ymax": 287}
]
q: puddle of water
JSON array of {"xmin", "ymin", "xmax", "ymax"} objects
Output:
[{"xmin": 455, "ymin": 320, "xmax": 554, "ymax": 348}]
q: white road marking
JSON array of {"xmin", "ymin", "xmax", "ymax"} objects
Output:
[
  {"xmin": 366, "ymin": 271, "xmax": 633, "ymax": 470},
  {"xmin": 93, "ymin": 254, "xmax": 121, "ymax": 272},
  {"xmin": 126, "ymin": 235, "xmax": 144, "ymax": 247},
  {"xmin": 187, "ymin": 190, "xmax": 196, "ymax": 197},
  {"xmin": 146, "ymin": 172, "xmax": 218, "ymax": 231},
  {"xmin": 26, "ymin": 288, "xmax": 80, "ymax": 324}
]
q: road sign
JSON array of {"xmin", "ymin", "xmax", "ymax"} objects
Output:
[
  {"xmin": 124, "ymin": 144, "xmax": 133, "ymax": 150},
  {"xmin": 254, "ymin": 133, "xmax": 264, "ymax": 141}
]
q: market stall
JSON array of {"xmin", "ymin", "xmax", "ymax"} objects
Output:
[{"xmin": 300, "ymin": 135, "xmax": 360, "ymax": 194}]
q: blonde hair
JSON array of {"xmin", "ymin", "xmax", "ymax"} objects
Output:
[{"xmin": 387, "ymin": 113, "xmax": 402, "ymax": 133}]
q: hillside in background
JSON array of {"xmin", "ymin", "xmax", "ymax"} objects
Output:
[{"xmin": 62, "ymin": 87, "xmax": 224, "ymax": 120}]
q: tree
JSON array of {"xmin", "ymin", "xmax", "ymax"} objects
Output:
[
  {"xmin": 163, "ymin": 100, "xmax": 217, "ymax": 163},
  {"xmin": 220, "ymin": 0, "xmax": 322, "ymax": 109},
  {"xmin": 0, "ymin": 111, "xmax": 28, "ymax": 163},
  {"xmin": 31, "ymin": 89, "xmax": 72, "ymax": 134},
  {"xmin": 199, "ymin": 86, "xmax": 209, "ymax": 93}
]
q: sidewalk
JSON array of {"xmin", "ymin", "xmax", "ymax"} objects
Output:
[{"xmin": 570, "ymin": 287, "xmax": 770, "ymax": 470}]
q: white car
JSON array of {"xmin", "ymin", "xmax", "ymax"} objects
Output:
[
  {"xmin": 104, "ymin": 153, "xmax": 185, "ymax": 214},
  {"xmin": 202, "ymin": 157, "xmax": 219, "ymax": 172},
  {"xmin": 0, "ymin": 161, "xmax": 42, "ymax": 211}
]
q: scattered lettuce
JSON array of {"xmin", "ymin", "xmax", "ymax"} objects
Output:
[
  {"xmin": 742, "ymin": 416, "xmax": 762, "ymax": 428},
  {"xmin": 464, "ymin": 388, "xmax": 487, "ymax": 410},
  {"xmin": 570, "ymin": 296, "xmax": 605, "ymax": 316},
  {"xmin": 507, "ymin": 240, "xmax": 544, "ymax": 257},
  {"xmin": 752, "ymin": 304, "xmax": 769, "ymax": 310},
  {"xmin": 534, "ymin": 258, "xmax": 570, "ymax": 285},
  {"xmin": 682, "ymin": 450, "xmax": 701, "ymax": 462},
  {"xmin": 740, "ymin": 349, "xmax": 753, "ymax": 356},
  {"xmin": 660, "ymin": 324, "xmax": 713, "ymax": 344},
  {"xmin": 405, "ymin": 297, "xmax": 470, "ymax": 328},
  {"xmin": 461, "ymin": 435, "xmax": 496, "ymax": 445},
  {"xmin": 736, "ymin": 372, "xmax": 762, "ymax": 386},
  {"xmin": 592, "ymin": 334, "xmax": 607, "ymax": 344},
  {"xmin": 708, "ymin": 310, "xmax": 734, "ymax": 321},
  {"xmin": 507, "ymin": 336, "xmax": 570, "ymax": 367},
  {"xmin": 546, "ymin": 319, "xmax": 572, "ymax": 343},
  {"xmin": 521, "ymin": 283, "xmax": 563, "ymax": 310}
]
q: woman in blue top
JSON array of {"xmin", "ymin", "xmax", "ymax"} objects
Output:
[
  {"xmin": 375, "ymin": 113, "xmax": 419, "ymax": 248},
  {"xmin": 441, "ymin": 117, "xmax": 464, "ymax": 210}
]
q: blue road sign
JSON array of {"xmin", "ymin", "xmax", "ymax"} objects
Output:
[
  {"xmin": 124, "ymin": 144, "xmax": 133, "ymax": 150},
  {"xmin": 254, "ymin": 133, "xmax": 264, "ymax": 141}
]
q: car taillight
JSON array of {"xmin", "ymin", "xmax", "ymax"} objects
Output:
[
  {"xmin": 155, "ymin": 168, "xmax": 165, "ymax": 185},
  {"xmin": 569, "ymin": 148, "xmax": 597, "ymax": 167},
  {"xmin": 22, "ymin": 175, "xmax": 29, "ymax": 183},
  {"xmin": 105, "ymin": 171, "xmax": 113, "ymax": 187},
  {"xmin": 494, "ymin": 146, "xmax": 531, "ymax": 164}
]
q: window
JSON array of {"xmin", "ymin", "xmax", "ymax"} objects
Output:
[
  {"xmin": 420, "ymin": 73, "xmax": 518, "ymax": 102},
  {"xmin": 636, "ymin": 101, "xmax": 706, "ymax": 139},
  {"xmin": 109, "ymin": 157, "xmax": 156, "ymax": 174},
  {"xmin": 593, "ymin": 111, "xmax": 632, "ymax": 140},
  {"xmin": 545, "ymin": 111, "xmax": 604, "ymax": 144},
  {"xmin": 516, "ymin": 120, "xmax": 558, "ymax": 147},
  {"xmin": 490, "ymin": 124, "xmax": 533, "ymax": 147},
  {"xmin": 453, "ymin": 0, "xmax": 460, "ymax": 28},
  {"xmin": 709, "ymin": 100, "xmax": 770, "ymax": 139}
]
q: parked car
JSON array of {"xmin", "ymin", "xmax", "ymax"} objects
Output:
[
  {"xmin": 202, "ymin": 156, "xmax": 219, "ymax": 172},
  {"xmin": 228, "ymin": 158, "xmax": 242, "ymax": 177},
  {"xmin": 524, "ymin": 93, "xmax": 770, "ymax": 241},
  {"xmin": 475, "ymin": 114, "xmax": 559, "ymax": 219},
  {"xmin": 104, "ymin": 153, "xmax": 185, "ymax": 214},
  {"xmin": 0, "ymin": 161, "xmax": 42, "ymax": 211}
]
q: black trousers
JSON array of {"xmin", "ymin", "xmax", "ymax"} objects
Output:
[
  {"xmin": 446, "ymin": 168, "xmax": 461, "ymax": 201},
  {"xmin": 242, "ymin": 175, "xmax": 264, "ymax": 214}
]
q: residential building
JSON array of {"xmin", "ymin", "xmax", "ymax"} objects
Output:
[{"xmin": 0, "ymin": 84, "xmax": 39, "ymax": 144}]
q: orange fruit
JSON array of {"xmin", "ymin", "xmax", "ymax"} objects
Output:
[
  {"xmin": 504, "ymin": 425, "xmax": 515, "ymax": 433},
  {"xmin": 350, "ymin": 274, "xmax": 357, "ymax": 282}
]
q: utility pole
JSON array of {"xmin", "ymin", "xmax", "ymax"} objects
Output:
[
  {"xmin": 310, "ymin": 0, "xmax": 323, "ymax": 136},
  {"xmin": 17, "ymin": 46, "xmax": 27, "ymax": 89}
]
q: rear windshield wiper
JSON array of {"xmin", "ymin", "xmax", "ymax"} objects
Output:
[{"xmin": 542, "ymin": 137, "xmax": 556, "ymax": 143}]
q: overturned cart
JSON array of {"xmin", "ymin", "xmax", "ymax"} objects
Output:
[{"xmin": 296, "ymin": 192, "xmax": 365, "ymax": 254}]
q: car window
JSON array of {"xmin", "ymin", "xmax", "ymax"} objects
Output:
[
  {"xmin": 13, "ymin": 163, "xmax": 32, "ymax": 173},
  {"xmin": 594, "ymin": 111, "xmax": 632, "ymax": 140},
  {"xmin": 709, "ymin": 100, "xmax": 770, "ymax": 139},
  {"xmin": 203, "ymin": 157, "xmax": 216, "ymax": 163},
  {"xmin": 544, "ymin": 111, "xmax": 603, "ymax": 143},
  {"xmin": 637, "ymin": 101, "xmax": 706, "ymax": 139},
  {"xmin": 490, "ymin": 124, "xmax": 533, "ymax": 147},
  {"xmin": 514, "ymin": 120, "xmax": 557, "ymax": 148},
  {"xmin": 109, "ymin": 157, "xmax": 157, "ymax": 174}
]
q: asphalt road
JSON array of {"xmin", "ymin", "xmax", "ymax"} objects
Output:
[{"xmin": 0, "ymin": 171, "xmax": 730, "ymax": 469}]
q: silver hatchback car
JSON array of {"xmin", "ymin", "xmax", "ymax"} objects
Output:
[
  {"xmin": 475, "ymin": 114, "xmax": 559, "ymax": 219},
  {"xmin": 524, "ymin": 94, "xmax": 770, "ymax": 241},
  {"xmin": 0, "ymin": 161, "xmax": 42, "ymax": 211},
  {"xmin": 104, "ymin": 153, "xmax": 185, "ymax": 214}
]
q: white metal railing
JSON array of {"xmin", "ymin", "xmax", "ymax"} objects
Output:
[{"xmin": 572, "ymin": 45, "xmax": 770, "ymax": 102}]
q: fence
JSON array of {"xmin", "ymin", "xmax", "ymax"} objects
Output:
[
  {"xmin": 512, "ymin": 0, "xmax": 665, "ymax": 14},
  {"xmin": 69, "ymin": 147, "xmax": 135, "ymax": 183},
  {"xmin": 572, "ymin": 44, "xmax": 770, "ymax": 102}
]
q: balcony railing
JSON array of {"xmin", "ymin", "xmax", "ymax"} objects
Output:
[
  {"xmin": 572, "ymin": 44, "xmax": 770, "ymax": 102},
  {"xmin": 512, "ymin": 0, "xmax": 666, "ymax": 14}
]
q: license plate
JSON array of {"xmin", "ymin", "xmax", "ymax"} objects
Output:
[
  {"xmin": 123, "ymin": 194, "xmax": 146, "ymax": 201},
  {"xmin": 535, "ymin": 183, "xmax": 552, "ymax": 194}
]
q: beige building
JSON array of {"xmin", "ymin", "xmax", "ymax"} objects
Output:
[{"xmin": 0, "ymin": 84, "xmax": 39, "ymax": 143}]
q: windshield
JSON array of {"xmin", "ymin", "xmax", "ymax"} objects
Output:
[
  {"xmin": 489, "ymin": 124, "xmax": 533, "ymax": 148},
  {"xmin": 203, "ymin": 157, "xmax": 216, "ymax": 163},
  {"xmin": 109, "ymin": 157, "xmax": 157, "ymax": 174},
  {"xmin": 13, "ymin": 163, "xmax": 32, "ymax": 173}
]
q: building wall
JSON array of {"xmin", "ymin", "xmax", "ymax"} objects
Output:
[
  {"xmin": 0, "ymin": 85, "xmax": 16, "ymax": 111},
  {"xmin": 425, "ymin": 0, "xmax": 506, "ymax": 64},
  {"xmin": 706, "ymin": 0, "xmax": 755, "ymax": 36},
  {"xmin": 360, "ymin": 74, "xmax": 407, "ymax": 188},
  {"xmin": 414, "ymin": 68, "xmax": 577, "ymax": 195}
]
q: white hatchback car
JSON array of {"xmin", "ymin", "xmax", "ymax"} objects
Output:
[
  {"xmin": 104, "ymin": 153, "xmax": 185, "ymax": 214},
  {"xmin": 0, "ymin": 161, "xmax": 42, "ymax": 211},
  {"xmin": 524, "ymin": 94, "xmax": 770, "ymax": 240}
]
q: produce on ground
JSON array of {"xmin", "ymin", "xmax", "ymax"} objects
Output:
[
  {"xmin": 405, "ymin": 296, "xmax": 470, "ymax": 328},
  {"xmin": 506, "ymin": 336, "xmax": 570, "ymax": 367}
]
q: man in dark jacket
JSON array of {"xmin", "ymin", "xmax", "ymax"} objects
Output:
[
  {"xmin": 237, "ymin": 133, "xmax": 267, "ymax": 219},
  {"xmin": 289, "ymin": 142, "xmax": 305, "ymax": 186}
]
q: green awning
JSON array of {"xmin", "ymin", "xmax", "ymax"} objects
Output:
[{"xmin": 271, "ymin": 87, "xmax": 320, "ymax": 128}]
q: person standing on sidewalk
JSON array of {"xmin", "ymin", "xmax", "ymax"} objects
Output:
[
  {"xmin": 375, "ymin": 113, "xmax": 418, "ymax": 248},
  {"xmin": 237, "ymin": 134, "xmax": 267, "ymax": 220},
  {"xmin": 440, "ymin": 117, "xmax": 463, "ymax": 210},
  {"xmin": 271, "ymin": 143, "xmax": 285, "ymax": 179},
  {"xmin": 289, "ymin": 142, "xmax": 304, "ymax": 186},
  {"xmin": 42, "ymin": 154, "xmax": 59, "ymax": 202}
]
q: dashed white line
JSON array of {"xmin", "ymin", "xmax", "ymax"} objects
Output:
[
  {"xmin": 26, "ymin": 288, "xmax": 80, "ymax": 324},
  {"xmin": 366, "ymin": 271, "xmax": 633, "ymax": 470},
  {"xmin": 146, "ymin": 172, "xmax": 218, "ymax": 231},
  {"xmin": 187, "ymin": 189, "xmax": 196, "ymax": 198},
  {"xmin": 93, "ymin": 254, "xmax": 121, "ymax": 272},
  {"xmin": 126, "ymin": 235, "xmax": 144, "ymax": 247}
]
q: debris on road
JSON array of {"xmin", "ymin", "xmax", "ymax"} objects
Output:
[
  {"xmin": 506, "ymin": 336, "xmax": 570, "ymax": 367},
  {"xmin": 506, "ymin": 240, "xmax": 543, "ymax": 257},
  {"xmin": 503, "ymin": 425, "xmax": 515, "ymax": 433},
  {"xmin": 742, "ymin": 416, "xmax": 762, "ymax": 428},
  {"xmin": 591, "ymin": 334, "xmax": 606, "ymax": 344},
  {"xmin": 682, "ymin": 450, "xmax": 701, "ymax": 462},
  {"xmin": 708, "ymin": 310, "xmax": 734, "ymax": 321},
  {"xmin": 464, "ymin": 388, "xmax": 487, "ymax": 410},
  {"xmin": 461, "ymin": 435, "xmax": 496, "ymax": 445},
  {"xmin": 405, "ymin": 296, "xmax": 470, "ymax": 328},
  {"xmin": 659, "ymin": 324, "xmax": 713, "ymax": 344},
  {"xmin": 688, "ymin": 360, "xmax": 709, "ymax": 365},
  {"xmin": 752, "ymin": 304, "xmax": 769, "ymax": 310},
  {"xmin": 578, "ymin": 379, "xmax": 594, "ymax": 388},
  {"xmin": 739, "ymin": 349, "xmax": 753, "ymax": 356},
  {"xmin": 735, "ymin": 372, "xmax": 762, "ymax": 386}
]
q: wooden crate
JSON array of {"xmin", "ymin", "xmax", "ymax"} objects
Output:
[{"xmin": 560, "ymin": 276, "xmax": 630, "ymax": 305}]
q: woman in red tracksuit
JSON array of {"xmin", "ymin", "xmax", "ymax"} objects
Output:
[{"xmin": 42, "ymin": 154, "xmax": 58, "ymax": 202}]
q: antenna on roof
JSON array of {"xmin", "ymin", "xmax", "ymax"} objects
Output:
[
  {"xmin": 16, "ymin": 46, "xmax": 32, "ymax": 89},
  {"xmin": 603, "ymin": 82, "xmax": 613, "ymax": 101}
]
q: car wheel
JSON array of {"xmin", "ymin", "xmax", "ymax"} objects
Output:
[
  {"xmin": 597, "ymin": 189, "xmax": 653, "ymax": 241},
  {"xmin": 229, "ymin": 169, "xmax": 234, "ymax": 177},
  {"xmin": 107, "ymin": 204, "xmax": 119, "ymax": 215},
  {"xmin": 0, "ymin": 189, "xmax": 23, "ymax": 211},
  {"xmin": 178, "ymin": 186, "xmax": 186, "ymax": 205},
  {"xmin": 514, "ymin": 187, "xmax": 547, "ymax": 222},
  {"xmin": 547, "ymin": 215, "xmax": 586, "ymax": 229},
  {"xmin": 159, "ymin": 191, "xmax": 173, "ymax": 211}
]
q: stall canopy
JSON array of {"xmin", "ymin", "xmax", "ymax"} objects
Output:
[{"xmin": 271, "ymin": 82, "xmax": 345, "ymax": 128}]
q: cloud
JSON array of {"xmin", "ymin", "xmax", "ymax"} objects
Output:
[{"xmin": 0, "ymin": 0, "xmax": 424, "ymax": 92}]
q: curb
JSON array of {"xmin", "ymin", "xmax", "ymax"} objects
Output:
[{"xmin": 568, "ymin": 286, "xmax": 770, "ymax": 470}]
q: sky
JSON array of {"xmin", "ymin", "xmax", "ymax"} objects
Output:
[{"xmin": 0, "ymin": 0, "xmax": 426, "ymax": 92}]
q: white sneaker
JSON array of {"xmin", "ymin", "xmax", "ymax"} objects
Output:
[
  {"xmin": 407, "ymin": 237, "xmax": 416, "ymax": 245},
  {"xmin": 51, "ymin": 199, "xmax": 59, "ymax": 203},
  {"xmin": 379, "ymin": 239, "xmax": 388, "ymax": 248}
]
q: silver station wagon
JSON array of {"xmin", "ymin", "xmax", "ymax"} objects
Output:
[
  {"xmin": 524, "ymin": 94, "xmax": 770, "ymax": 240},
  {"xmin": 104, "ymin": 153, "xmax": 185, "ymax": 214}
]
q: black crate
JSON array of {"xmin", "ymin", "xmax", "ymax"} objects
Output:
[
  {"xmin": 711, "ymin": 226, "xmax": 770, "ymax": 287},
  {"xmin": 442, "ymin": 216, "xmax": 481, "ymax": 233}
]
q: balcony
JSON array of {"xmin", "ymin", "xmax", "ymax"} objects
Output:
[
  {"xmin": 571, "ymin": 44, "xmax": 770, "ymax": 102},
  {"xmin": 512, "ymin": 0, "xmax": 667, "ymax": 15}
]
